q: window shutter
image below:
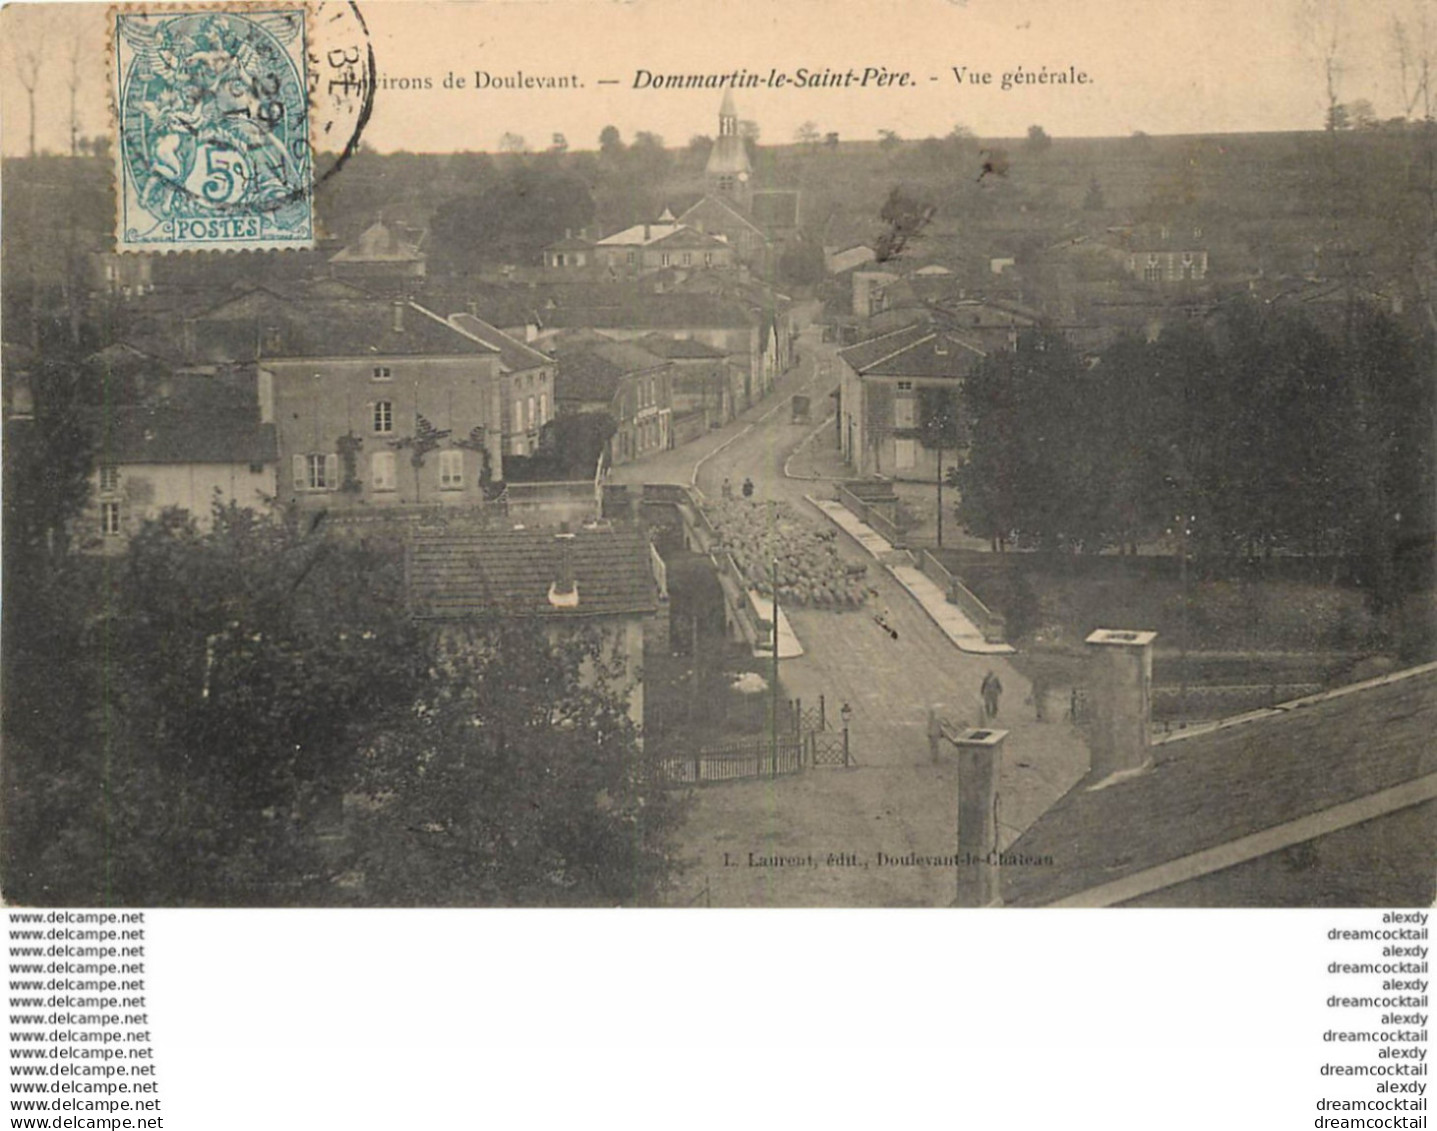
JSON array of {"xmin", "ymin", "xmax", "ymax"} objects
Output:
[
  {"xmin": 292, "ymin": 454, "xmax": 306, "ymax": 491},
  {"xmin": 326, "ymin": 453, "xmax": 340, "ymax": 490}
]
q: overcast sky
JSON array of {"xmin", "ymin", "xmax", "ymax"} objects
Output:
[{"xmin": 1, "ymin": 0, "xmax": 1427, "ymax": 157}]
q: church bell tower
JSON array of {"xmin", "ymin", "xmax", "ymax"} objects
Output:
[{"xmin": 705, "ymin": 90, "xmax": 753, "ymax": 212}]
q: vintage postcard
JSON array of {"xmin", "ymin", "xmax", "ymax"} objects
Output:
[{"xmin": 2, "ymin": 0, "xmax": 1434, "ymax": 911}]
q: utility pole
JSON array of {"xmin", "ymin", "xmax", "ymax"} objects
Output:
[
  {"xmin": 771, "ymin": 557, "xmax": 780, "ymax": 777},
  {"xmin": 936, "ymin": 432, "xmax": 944, "ymax": 549}
]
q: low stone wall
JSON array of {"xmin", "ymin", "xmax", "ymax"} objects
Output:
[
  {"xmin": 835, "ymin": 482, "xmax": 906, "ymax": 548},
  {"xmin": 918, "ymin": 549, "xmax": 1007, "ymax": 644}
]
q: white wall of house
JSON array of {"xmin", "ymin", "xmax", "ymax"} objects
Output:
[{"xmin": 89, "ymin": 461, "xmax": 277, "ymax": 551}]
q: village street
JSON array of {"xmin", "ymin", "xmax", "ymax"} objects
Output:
[{"xmin": 612, "ymin": 327, "xmax": 1092, "ymax": 906}]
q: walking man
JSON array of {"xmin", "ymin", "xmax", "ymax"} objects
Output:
[
  {"xmin": 741, "ymin": 476, "xmax": 755, "ymax": 499},
  {"xmin": 981, "ymin": 670, "xmax": 1003, "ymax": 721},
  {"xmin": 721, "ymin": 477, "xmax": 733, "ymax": 499}
]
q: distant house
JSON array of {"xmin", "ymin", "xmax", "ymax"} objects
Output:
[
  {"xmin": 837, "ymin": 321, "xmax": 986, "ymax": 479},
  {"xmin": 448, "ymin": 311, "xmax": 557, "ymax": 457},
  {"xmin": 542, "ymin": 232, "xmax": 596, "ymax": 269},
  {"xmin": 406, "ymin": 522, "xmax": 669, "ymax": 735},
  {"xmin": 636, "ymin": 333, "xmax": 731, "ymax": 442},
  {"xmin": 1110, "ymin": 222, "xmax": 1209, "ymax": 284},
  {"xmin": 538, "ymin": 292, "xmax": 780, "ymax": 416},
  {"xmin": 932, "ymin": 298, "xmax": 1041, "ymax": 353},
  {"xmin": 554, "ymin": 221, "xmax": 736, "ymax": 275},
  {"xmin": 554, "ymin": 341, "xmax": 673, "ymax": 465},
  {"xmin": 984, "ymin": 634, "xmax": 1437, "ymax": 908},
  {"xmin": 86, "ymin": 380, "xmax": 277, "ymax": 552},
  {"xmin": 185, "ymin": 289, "xmax": 506, "ymax": 510},
  {"xmin": 328, "ymin": 221, "xmax": 426, "ymax": 291}
]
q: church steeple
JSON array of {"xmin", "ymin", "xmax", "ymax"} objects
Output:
[
  {"xmin": 706, "ymin": 91, "xmax": 752, "ymax": 211},
  {"xmin": 719, "ymin": 89, "xmax": 738, "ymax": 137}
]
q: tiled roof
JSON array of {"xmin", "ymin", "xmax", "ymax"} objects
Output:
[
  {"xmin": 679, "ymin": 195, "xmax": 766, "ymax": 238},
  {"xmin": 637, "ymin": 334, "xmax": 727, "ymax": 360},
  {"xmin": 645, "ymin": 227, "xmax": 730, "ymax": 250},
  {"xmin": 91, "ymin": 393, "xmax": 277, "ymax": 466},
  {"xmin": 859, "ymin": 331, "xmax": 986, "ymax": 379},
  {"xmin": 543, "ymin": 293, "xmax": 756, "ymax": 330},
  {"xmin": 837, "ymin": 323, "xmax": 930, "ymax": 370},
  {"xmin": 407, "ymin": 524, "xmax": 659, "ymax": 619},
  {"xmin": 556, "ymin": 342, "xmax": 667, "ymax": 403},
  {"xmin": 597, "ymin": 223, "xmax": 683, "ymax": 247},
  {"xmin": 544, "ymin": 236, "xmax": 597, "ymax": 251},
  {"xmin": 448, "ymin": 312, "xmax": 553, "ymax": 373},
  {"xmin": 194, "ymin": 289, "xmax": 495, "ymax": 358},
  {"xmin": 1001, "ymin": 666, "xmax": 1437, "ymax": 907}
]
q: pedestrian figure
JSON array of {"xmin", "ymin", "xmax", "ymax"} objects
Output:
[
  {"xmin": 981, "ymin": 670, "xmax": 1003, "ymax": 720},
  {"xmin": 873, "ymin": 606, "xmax": 898, "ymax": 641},
  {"xmin": 741, "ymin": 477, "xmax": 755, "ymax": 499},
  {"xmin": 1031, "ymin": 672, "xmax": 1048, "ymax": 722},
  {"xmin": 721, "ymin": 477, "xmax": 733, "ymax": 499}
]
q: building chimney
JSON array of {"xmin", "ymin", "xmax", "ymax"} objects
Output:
[
  {"xmin": 547, "ymin": 524, "xmax": 579, "ymax": 608},
  {"xmin": 643, "ymin": 224, "xmax": 651, "ymax": 242},
  {"xmin": 525, "ymin": 322, "xmax": 538, "ymax": 343},
  {"xmin": 1083, "ymin": 629, "xmax": 1158, "ymax": 786},
  {"xmin": 953, "ymin": 726, "xmax": 1007, "ymax": 907},
  {"xmin": 391, "ymin": 301, "xmax": 405, "ymax": 334}
]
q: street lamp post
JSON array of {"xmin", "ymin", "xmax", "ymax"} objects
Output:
[{"xmin": 840, "ymin": 701, "xmax": 853, "ymax": 767}]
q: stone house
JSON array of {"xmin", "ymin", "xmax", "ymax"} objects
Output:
[
  {"xmin": 405, "ymin": 521, "xmax": 669, "ymax": 736},
  {"xmin": 554, "ymin": 341, "xmax": 673, "ymax": 465},
  {"xmin": 836, "ymin": 321, "xmax": 986, "ymax": 480},
  {"xmin": 184, "ymin": 289, "xmax": 506, "ymax": 511}
]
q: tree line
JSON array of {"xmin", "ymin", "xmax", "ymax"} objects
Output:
[{"xmin": 951, "ymin": 299, "xmax": 1434, "ymax": 610}]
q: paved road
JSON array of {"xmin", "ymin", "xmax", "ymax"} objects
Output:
[{"xmin": 620, "ymin": 326, "xmax": 1092, "ymax": 905}]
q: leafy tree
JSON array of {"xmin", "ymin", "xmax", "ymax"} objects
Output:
[
  {"xmin": 1025, "ymin": 124, "xmax": 1053, "ymax": 152},
  {"xmin": 1083, "ymin": 176, "xmax": 1106, "ymax": 211},
  {"xmin": 342, "ymin": 620, "xmax": 682, "ymax": 906},
  {"xmin": 4, "ymin": 501, "xmax": 684, "ymax": 906},
  {"xmin": 599, "ymin": 125, "xmax": 624, "ymax": 158},
  {"xmin": 430, "ymin": 166, "xmax": 596, "ymax": 268},
  {"xmin": 874, "ymin": 185, "xmax": 935, "ymax": 261},
  {"xmin": 956, "ymin": 330, "xmax": 1099, "ymax": 552},
  {"xmin": 538, "ymin": 411, "xmax": 617, "ymax": 477},
  {"xmin": 4, "ymin": 505, "xmax": 429, "ymax": 904},
  {"xmin": 878, "ymin": 128, "xmax": 902, "ymax": 151},
  {"xmin": 777, "ymin": 238, "xmax": 825, "ymax": 286},
  {"xmin": 2, "ymin": 358, "xmax": 94, "ymax": 560},
  {"xmin": 795, "ymin": 121, "xmax": 820, "ymax": 146}
]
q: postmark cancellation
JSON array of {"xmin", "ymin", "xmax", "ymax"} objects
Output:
[{"xmin": 111, "ymin": 5, "xmax": 315, "ymax": 251}]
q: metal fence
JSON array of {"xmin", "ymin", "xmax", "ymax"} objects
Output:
[{"xmin": 654, "ymin": 736, "xmax": 806, "ymax": 784}]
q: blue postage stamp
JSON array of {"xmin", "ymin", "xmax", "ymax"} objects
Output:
[{"xmin": 113, "ymin": 6, "xmax": 314, "ymax": 251}]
